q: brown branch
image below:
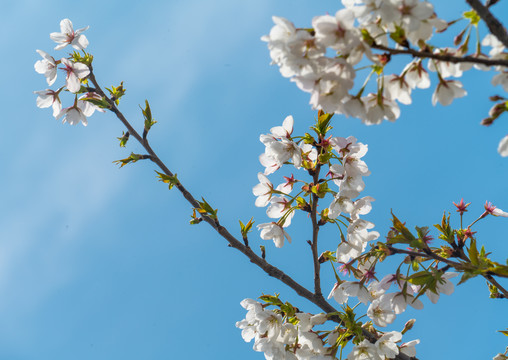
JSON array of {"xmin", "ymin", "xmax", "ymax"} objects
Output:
[
  {"xmin": 466, "ymin": 0, "xmax": 508, "ymax": 48},
  {"xmin": 310, "ymin": 166, "xmax": 323, "ymax": 298},
  {"xmin": 485, "ymin": 275, "xmax": 508, "ymax": 298},
  {"xmin": 386, "ymin": 245, "xmax": 463, "ymax": 267},
  {"xmin": 386, "ymin": 245, "xmax": 508, "ymax": 298},
  {"xmin": 371, "ymin": 43, "xmax": 508, "ymax": 67},
  {"xmin": 88, "ymin": 67, "xmax": 415, "ymax": 360}
]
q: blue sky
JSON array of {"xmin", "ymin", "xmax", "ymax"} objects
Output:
[{"xmin": 1, "ymin": 0, "xmax": 507, "ymax": 359}]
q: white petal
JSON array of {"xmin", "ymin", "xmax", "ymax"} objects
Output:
[
  {"xmin": 60, "ymin": 19, "xmax": 74, "ymax": 34},
  {"xmin": 498, "ymin": 135, "xmax": 508, "ymax": 157}
]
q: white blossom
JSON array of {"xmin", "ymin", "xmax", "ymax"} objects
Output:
[
  {"xmin": 60, "ymin": 58, "xmax": 90, "ymax": 93},
  {"xmin": 431, "ymin": 80, "xmax": 467, "ymax": 106},
  {"xmin": 253, "ymin": 172, "xmax": 274, "ymax": 207},
  {"xmin": 34, "ymin": 50, "xmax": 58, "ymax": 85},
  {"xmin": 400, "ymin": 339, "xmax": 420, "ymax": 357},
  {"xmin": 34, "ymin": 88, "xmax": 62, "ymax": 117},
  {"xmin": 258, "ymin": 222, "xmax": 291, "ymax": 248},
  {"xmin": 56, "ymin": 100, "xmax": 94, "ymax": 126},
  {"xmin": 50, "ymin": 18, "xmax": 89, "ymax": 50},
  {"xmin": 367, "ymin": 299, "xmax": 396, "ymax": 327},
  {"xmin": 347, "ymin": 339, "xmax": 382, "ymax": 360},
  {"xmin": 375, "ymin": 331, "xmax": 402, "ymax": 359}
]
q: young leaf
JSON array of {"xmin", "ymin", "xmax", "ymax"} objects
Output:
[
  {"xmin": 195, "ymin": 197, "xmax": 218, "ymax": 220},
  {"xmin": 106, "ymin": 81, "xmax": 126, "ymax": 105},
  {"xmin": 240, "ymin": 217, "xmax": 255, "ymax": 238},
  {"xmin": 113, "ymin": 153, "xmax": 148, "ymax": 168},
  {"xmin": 156, "ymin": 171, "xmax": 179, "ymax": 190},
  {"xmin": 117, "ymin": 131, "xmax": 130, "ymax": 147}
]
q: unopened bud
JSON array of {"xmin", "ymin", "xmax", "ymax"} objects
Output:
[
  {"xmin": 454, "ymin": 29, "xmax": 466, "ymax": 46},
  {"xmin": 481, "ymin": 117, "xmax": 494, "ymax": 126},
  {"xmin": 489, "ymin": 95, "xmax": 505, "ymax": 102},
  {"xmin": 402, "ymin": 319, "xmax": 416, "ymax": 334}
]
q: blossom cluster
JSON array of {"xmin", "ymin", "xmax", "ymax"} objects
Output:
[
  {"xmin": 262, "ymin": 0, "xmax": 508, "ymax": 156},
  {"xmin": 34, "ymin": 19, "xmax": 101, "ymax": 126},
  {"xmin": 246, "ymin": 114, "xmax": 480, "ymax": 359},
  {"xmin": 236, "ymin": 298, "xmax": 420, "ymax": 360},
  {"xmin": 236, "ymin": 299, "xmax": 331, "ymax": 360},
  {"xmin": 253, "ymin": 115, "xmax": 376, "ymax": 253}
]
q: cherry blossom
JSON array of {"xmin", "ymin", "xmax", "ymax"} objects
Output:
[
  {"xmin": 431, "ymin": 80, "xmax": 467, "ymax": 106},
  {"xmin": 50, "ymin": 19, "xmax": 89, "ymax": 50},
  {"xmin": 34, "ymin": 50, "xmax": 58, "ymax": 86},
  {"xmin": 399, "ymin": 339, "xmax": 420, "ymax": 357},
  {"xmin": 60, "ymin": 58, "xmax": 90, "ymax": 93},
  {"xmin": 375, "ymin": 331, "xmax": 402, "ymax": 359},
  {"xmin": 257, "ymin": 222, "xmax": 291, "ymax": 248},
  {"xmin": 347, "ymin": 339, "xmax": 381, "ymax": 360},
  {"xmin": 253, "ymin": 172, "xmax": 274, "ymax": 207},
  {"xmin": 367, "ymin": 299, "xmax": 396, "ymax": 327},
  {"xmin": 34, "ymin": 88, "xmax": 62, "ymax": 117},
  {"xmin": 56, "ymin": 99, "xmax": 94, "ymax": 126}
]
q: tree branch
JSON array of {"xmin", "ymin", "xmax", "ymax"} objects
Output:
[
  {"xmin": 310, "ymin": 166, "xmax": 323, "ymax": 298},
  {"xmin": 466, "ymin": 0, "xmax": 508, "ymax": 48},
  {"xmin": 386, "ymin": 245, "xmax": 508, "ymax": 298},
  {"xmin": 88, "ymin": 68, "xmax": 415, "ymax": 360},
  {"xmin": 371, "ymin": 43, "xmax": 508, "ymax": 67}
]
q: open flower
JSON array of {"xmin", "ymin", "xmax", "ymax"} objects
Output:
[
  {"xmin": 60, "ymin": 58, "xmax": 90, "ymax": 93},
  {"xmin": 56, "ymin": 99, "xmax": 94, "ymax": 126},
  {"xmin": 34, "ymin": 88, "xmax": 62, "ymax": 117},
  {"xmin": 432, "ymin": 80, "xmax": 467, "ymax": 106},
  {"xmin": 50, "ymin": 19, "xmax": 89, "ymax": 50},
  {"xmin": 375, "ymin": 331, "xmax": 402, "ymax": 359},
  {"xmin": 257, "ymin": 222, "xmax": 291, "ymax": 248},
  {"xmin": 253, "ymin": 172, "xmax": 274, "ymax": 207},
  {"xmin": 34, "ymin": 50, "xmax": 58, "ymax": 85}
]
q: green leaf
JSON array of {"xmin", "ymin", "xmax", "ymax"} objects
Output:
[
  {"xmin": 390, "ymin": 212, "xmax": 416, "ymax": 243},
  {"xmin": 195, "ymin": 197, "xmax": 218, "ymax": 220},
  {"xmin": 82, "ymin": 94, "xmax": 111, "ymax": 109},
  {"xmin": 155, "ymin": 171, "xmax": 179, "ymax": 190},
  {"xmin": 106, "ymin": 81, "xmax": 126, "ymax": 105},
  {"xmin": 259, "ymin": 294, "xmax": 283, "ymax": 306},
  {"xmin": 457, "ymin": 271, "xmax": 478, "ymax": 285},
  {"xmin": 281, "ymin": 302, "xmax": 296, "ymax": 317},
  {"xmin": 113, "ymin": 153, "xmax": 143, "ymax": 168},
  {"xmin": 407, "ymin": 271, "xmax": 433, "ymax": 286},
  {"xmin": 434, "ymin": 212, "xmax": 455, "ymax": 243},
  {"xmin": 491, "ymin": 265, "xmax": 508, "ymax": 277},
  {"xmin": 117, "ymin": 131, "xmax": 130, "ymax": 147},
  {"xmin": 311, "ymin": 182, "xmax": 329, "ymax": 198},
  {"xmin": 71, "ymin": 51, "xmax": 94, "ymax": 66},
  {"xmin": 140, "ymin": 100, "xmax": 157, "ymax": 138},
  {"xmin": 189, "ymin": 209, "xmax": 201, "ymax": 225},
  {"xmin": 389, "ymin": 25, "xmax": 407, "ymax": 46},
  {"xmin": 240, "ymin": 217, "xmax": 255, "ymax": 238},
  {"xmin": 311, "ymin": 111, "xmax": 333, "ymax": 137},
  {"xmin": 468, "ymin": 239, "xmax": 479, "ymax": 266},
  {"xmin": 361, "ymin": 28, "xmax": 375, "ymax": 46}
]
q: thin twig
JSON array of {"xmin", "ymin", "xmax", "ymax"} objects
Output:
[
  {"xmin": 466, "ymin": 0, "xmax": 508, "ymax": 48},
  {"xmin": 371, "ymin": 43, "xmax": 508, "ymax": 67},
  {"xmin": 387, "ymin": 245, "xmax": 508, "ymax": 296},
  {"xmin": 484, "ymin": 275, "xmax": 508, "ymax": 298}
]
